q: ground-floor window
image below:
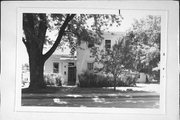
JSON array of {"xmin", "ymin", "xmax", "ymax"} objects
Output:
[
  {"xmin": 105, "ymin": 39, "xmax": 111, "ymax": 50},
  {"xmin": 53, "ymin": 62, "xmax": 59, "ymax": 73},
  {"xmin": 87, "ymin": 62, "xmax": 94, "ymax": 71}
]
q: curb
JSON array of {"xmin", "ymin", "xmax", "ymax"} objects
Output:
[{"xmin": 22, "ymin": 94, "xmax": 159, "ymax": 99}]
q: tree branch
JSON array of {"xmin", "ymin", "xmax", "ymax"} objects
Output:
[{"xmin": 43, "ymin": 14, "xmax": 76, "ymax": 61}]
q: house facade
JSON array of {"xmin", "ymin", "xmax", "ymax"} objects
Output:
[
  {"xmin": 22, "ymin": 31, "xmax": 147, "ymax": 88},
  {"xmin": 76, "ymin": 32, "xmax": 124, "ymax": 84},
  {"xmin": 44, "ymin": 54, "xmax": 77, "ymax": 85},
  {"xmin": 76, "ymin": 31, "xmax": 149, "ymax": 84},
  {"xmin": 22, "ymin": 31, "xmax": 148, "ymax": 88},
  {"xmin": 22, "ymin": 53, "xmax": 77, "ymax": 87},
  {"xmin": 43, "ymin": 32, "xmax": 124, "ymax": 85}
]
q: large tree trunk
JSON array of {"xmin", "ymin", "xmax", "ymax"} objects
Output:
[
  {"xmin": 23, "ymin": 13, "xmax": 76, "ymax": 90},
  {"xmin": 28, "ymin": 41, "xmax": 46, "ymax": 89},
  {"xmin": 29, "ymin": 58, "xmax": 46, "ymax": 89}
]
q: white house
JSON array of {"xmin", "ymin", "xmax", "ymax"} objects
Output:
[
  {"xmin": 76, "ymin": 32, "xmax": 124, "ymax": 84},
  {"xmin": 43, "ymin": 32, "xmax": 124, "ymax": 85},
  {"xmin": 76, "ymin": 31, "xmax": 148, "ymax": 84},
  {"xmin": 22, "ymin": 31, "xmax": 147, "ymax": 87},
  {"xmin": 23, "ymin": 30, "xmax": 144, "ymax": 87},
  {"xmin": 22, "ymin": 44, "xmax": 77, "ymax": 87},
  {"xmin": 44, "ymin": 54, "xmax": 77, "ymax": 85}
]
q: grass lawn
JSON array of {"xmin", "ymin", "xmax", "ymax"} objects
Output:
[
  {"xmin": 22, "ymin": 83, "xmax": 159, "ymax": 95},
  {"xmin": 21, "ymin": 84, "xmax": 160, "ymax": 108}
]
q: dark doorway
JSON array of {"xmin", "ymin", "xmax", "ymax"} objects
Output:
[{"xmin": 68, "ymin": 63, "xmax": 76, "ymax": 85}]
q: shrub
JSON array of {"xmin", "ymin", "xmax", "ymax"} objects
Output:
[
  {"xmin": 116, "ymin": 77, "xmax": 127, "ymax": 86},
  {"xmin": 78, "ymin": 71, "xmax": 127, "ymax": 88},
  {"xmin": 78, "ymin": 71, "xmax": 98, "ymax": 87},
  {"xmin": 21, "ymin": 72, "xmax": 30, "ymax": 87},
  {"xmin": 149, "ymin": 70, "xmax": 160, "ymax": 83},
  {"xmin": 120, "ymin": 73, "xmax": 138, "ymax": 86},
  {"xmin": 44, "ymin": 73, "xmax": 62, "ymax": 86}
]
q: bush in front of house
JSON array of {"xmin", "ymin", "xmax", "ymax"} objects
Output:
[
  {"xmin": 78, "ymin": 71, "xmax": 98, "ymax": 87},
  {"xmin": 44, "ymin": 74, "xmax": 62, "ymax": 86},
  {"xmin": 78, "ymin": 71, "xmax": 128, "ymax": 88},
  {"xmin": 122, "ymin": 75, "xmax": 136, "ymax": 86},
  {"xmin": 120, "ymin": 72, "xmax": 139, "ymax": 86},
  {"xmin": 149, "ymin": 70, "xmax": 160, "ymax": 83}
]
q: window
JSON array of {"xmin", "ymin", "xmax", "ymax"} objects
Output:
[
  {"xmin": 53, "ymin": 62, "xmax": 59, "ymax": 73},
  {"xmin": 68, "ymin": 62, "xmax": 74, "ymax": 67},
  {"xmin": 87, "ymin": 63, "xmax": 94, "ymax": 71},
  {"xmin": 105, "ymin": 40, "xmax": 111, "ymax": 50},
  {"xmin": 88, "ymin": 41, "xmax": 94, "ymax": 48}
]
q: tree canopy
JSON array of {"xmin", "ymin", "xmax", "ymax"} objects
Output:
[
  {"xmin": 23, "ymin": 13, "xmax": 123, "ymax": 58},
  {"xmin": 91, "ymin": 15, "xmax": 161, "ymax": 87},
  {"xmin": 22, "ymin": 13, "xmax": 123, "ymax": 89},
  {"xmin": 130, "ymin": 15, "xmax": 161, "ymax": 73}
]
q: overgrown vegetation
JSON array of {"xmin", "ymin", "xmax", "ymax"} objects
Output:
[
  {"xmin": 44, "ymin": 74, "xmax": 62, "ymax": 86},
  {"xmin": 78, "ymin": 71, "xmax": 138, "ymax": 88},
  {"xmin": 90, "ymin": 15, "xmax": 161, "ymax": 90}
]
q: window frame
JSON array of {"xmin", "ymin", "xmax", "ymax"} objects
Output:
[
  {"xmin": 87, "ymin": 62, "xmax": 94, "ymax": 71},
  {"xmin": 105, "ymin": 39, "xmax": 111, "ymax": 50},
  {"xmin": 53, "ymin": 62, "xmax": 59, "ymax": 73}
]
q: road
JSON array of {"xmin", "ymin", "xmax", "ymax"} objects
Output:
[{"xmin": 22, "ymin": 96, "xmax": 159, "ymax": 108}]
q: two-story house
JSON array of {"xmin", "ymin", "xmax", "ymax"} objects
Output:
[
  {"xmin": 43, "ymin": 32, "xmax": 124, "ymax": 86},
  {"xmin": 76, "ymin": 32, "xmax": 124, "ymax": 84},
  {"xmin": 44, "ymin": 31, "xmax": 148, "ymax": 86}
]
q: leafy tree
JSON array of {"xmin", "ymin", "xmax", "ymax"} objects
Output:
[
  {"xmin": 127, "ymin": 15, "xmax": 161, "ymax": 80},
  {"xmin": 132, "ymin": 15, "xmax": 161, "ymax": 73},
  {"xmin": 91, "ymin": 15, "xmax": 161, "ymax": 89},
  {"xmin": 91, "ymin": 34, "xmax": 134, "ymax": 91},
  {"xmin": 23, "ymin": 13, "xmax": 122, "ymax": 89}
]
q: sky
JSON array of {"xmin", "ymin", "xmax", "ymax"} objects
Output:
[
  {"xmin": 20, "ymin": 10, "xmax": 156, "ymax": 64},
  {"xmin": 110, "ymin": 10, "xmax": 151, "ymax": 32}
]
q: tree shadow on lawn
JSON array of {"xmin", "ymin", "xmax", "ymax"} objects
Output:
[
  {"xmin": 22, "ymin": 87, "xmax": 61, "ymax": 94},
  {"xmin": 22, "ymin": 86, "xmax": 153, "ymax": 94}
]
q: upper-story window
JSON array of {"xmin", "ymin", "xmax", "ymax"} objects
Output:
[
  {"xmin": 53, "ymin": 62, "xmax": 59, "ymax": 73},
  {"xmin": 105, "ymin": 40, "xmax": 111, "ymax": 50},
  {"xmin": 88, "ymin": 41, "xmax": 94, "ymax": 48}
]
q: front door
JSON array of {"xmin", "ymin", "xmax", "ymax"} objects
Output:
[{"xmin": 68, "ymin": 63, "xmax": 76, "ymax": 85}]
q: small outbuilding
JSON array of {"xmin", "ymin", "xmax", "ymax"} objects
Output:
[{"xmin": 136, "ymin": 69, "xmax": 148, "ymax": 83}]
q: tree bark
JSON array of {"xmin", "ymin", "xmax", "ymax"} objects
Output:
[
  {"xmin": 29, "ymin": 58, "xmax": 46, "ymax": 89},
  {"xmin": 28, "ymin": 40, "xmax": 46, "ymax": 89}
]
